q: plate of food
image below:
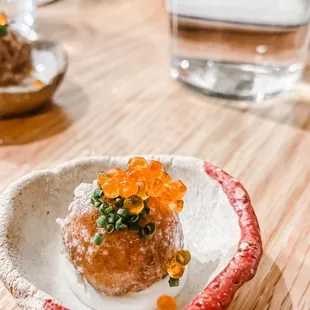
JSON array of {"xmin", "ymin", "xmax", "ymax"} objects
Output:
[
  {"xmin": 0, "ymin": 13, "xmax": 67, "ymax": 117},
  {"xmin": 0, "ymin": 155, "xmax": 262, "ymax": 309}
]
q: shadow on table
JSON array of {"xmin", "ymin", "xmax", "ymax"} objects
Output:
[
  {"xmin": 228, "ymin": 254, "xmax": 292, "ymax": 310},
  {"xmin": 176, "ymin": 74, "xmax": 310, "ymax": 132},
  {"xmin": 0, "ymin": 80, "xmax": 89, "ymax": 145},
  {"xmin": 240, "ymin": 88, "xmax": 310, "ymax": 132}
]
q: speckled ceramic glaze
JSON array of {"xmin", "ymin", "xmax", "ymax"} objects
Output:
[{"xmin": 0, "ymin": 156, "xmax": 262, "ymax": 310}]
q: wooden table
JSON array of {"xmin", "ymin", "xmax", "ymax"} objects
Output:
[{"xmin": 0, "ymin": 1, "xmax": 309, "ymax": 309}]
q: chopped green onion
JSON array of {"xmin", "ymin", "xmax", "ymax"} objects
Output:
[
  {"xmin": 128, "ymin": 222, "xmax": 140, "ymax": 231},
  {"xmin": 104, "ymin": 206, "xmax": 114, "ymax": 214},
  {"xmin": 107, "ymin": 213, "xmax": 118, "ymax": 224},
  {"xmin": 139, "ymin": 222, "xmax": 155, "ymax": 239},
  {"xmin": 115, "ymin": 198, "xmax": 124, "ymax": 207},
  {"xmin": 115, "ymin": 218, "xmax": 127, "ymax": 231},
  {"xmin": 117, "ymin": 208, "xmax": 130, "ymax": 218},
  {"xmin": 94, "ymin": 188, "xmax": 103, "ymax": 199},
  {"xmin": 94, "ymin": 201, "xmax": 102, "ymax": 208},
  {"xmin": 169, "ymin": 277, "xmax": 179, "ymax": 287},
  {"xmin": 0, "ymin": 25, "xmax": 8, "ymax": 37},
  {"xmin": 92, "ymin": 232, "xmax": 103, "ymax": 245},
  {"xmin": 140, "ymin": 202, "xmax": 150, "ymax": 218},
  {"xmin": 106, "ymin": 224, "xmax": 114, "ymax": 233},
  {"xmin": 91, "ymin": 189, "xmax": 103, "ymax": 205},
  {"xmin": 99, "ymin": 204, "xmax": 107, "ymax": 214},
  {"xmin": 129, "ymin": 214, "xmax": 139, "ymax": 223},
  {"xmin": 97, "ymin": 215, "xmax": 107, "ymax": 228}
]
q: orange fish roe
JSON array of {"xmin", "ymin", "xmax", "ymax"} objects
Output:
[
  {"xmin": 147, "ymin": 179, "xmax": 163, "ymax": 197},
  {"xmin": 175, "ymin": 250, "xmax": 191, "ymax": 266},
  {"xmin": 107, "ymin": 167, "xmax": 123, "ymax": 181},
  {"xmin": 123, "ymin": 195, "xmax": 144, "ymax": 214},
  {"xmin": 97, "ymin": 156, "xmax": 187, "ymax": 212},
  {"xmin": 136, "ymin": 181, "xmax": 149, "ymax": 200},
  {"xmin": 167, "ymin": 260, "xmax": 185, "ymax": 279},
  {"xmin": 0, "ymin": 13, "xmax": 8, "ymax": 26},
  {"xmin": 158, "ymin": 171, "xmax": 172, "ymax": 184},
  {"xmin": 97, "ymin": 171, "xmax": 109, "ymax": 186},
  {"xmin": 157, "ymin": 295, "xmax": 177, "ymax": 310},
  {"xmin": 175, "ymin": 180, "xmax": 187, "ymax": 199},
  {"xmin": 168, "ymin": 200, "xmax": 184, "ymax": 213},
  {"xmin": 102, "ymin": 179, "xmax": 119, "ymax": 198},
  {"xmin": 128, "ymin": 156, "xmax": 147, "ymax": 171},
  {"xmin": 166, "ymin": 182, "xmax": 180, "ymax": 200},
  {"xmin": 143, "ymin": 160, "xmax": 163, "ymax": 179},
  {"xmin": 119, "ymin": 179, "xmax": 139, "ymax": 198},
  {"xmin": 33, "ymin": 79, "xmax": 44, "ymax": 88}
]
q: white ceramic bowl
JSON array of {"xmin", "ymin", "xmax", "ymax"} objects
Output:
[{"xmin": 0, "ymin": 155, "xmax": 262, "ymax": 310}]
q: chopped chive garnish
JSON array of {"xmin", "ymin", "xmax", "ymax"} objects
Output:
[
  {"xmin": 107, "ymin": 213, "xmax": 118, "ymax": 224},
  {"xmin": 104, "ymin": 206, "xmax": 114, "ymax": 214},
  {"xmin": 140, "ymin": 202, "xmax": 150, "ymax": 218},
  {"xmin": 99, "ymin": 205, "xmax": 104, "ymax": 214},
  {"xmin": 139, "ymin": 222, "xmax": 155, "ymax": 239},
  {"xmin": 129, "ymin": 214, "xmax": 139, "ymax": 223},
  {"xmin": 92, "ymin": 232, "xmax": 103, "ymax": 245},
  {"xmin": 117, "ymin": 208, "xmax": 130, "ymax": 218},
  {"xmin": 169, "ymin": 277, "xmax": 179, "ymax": 287},
  {"xmin": 94, "ymin": 201, "xmax": 102, "ymax": 208},
  {"xmin": 99, "ymin": 204, "xmax": 107, "ymax": 214},
  {"xmin": 91, "ymin": 197, "xmax": 97, "ymax": 205},
  {"xmin": 115, "ymin": 218, "xmax": 127, "ymax": 231},
  {"xmin": 128, "ymin": 221, "xmax": 140, "ymax": 231},
  {"xmin": 93, "ymin": 188, "xmax": 103, "ymax": 199},
  {"xmin": 106, "ymin": 224, "xmax": 114, "ymax": 233},
  {"xmin": 0, "ymin": 25, "xmax": 8, "ymax": 37},
  {"xmin": 97, "ymin": 215, "xmax": 107, "ymax": 228},
  {"xmin": 115, "ymin": 197, "xmax": 124, "ymax": 207}
]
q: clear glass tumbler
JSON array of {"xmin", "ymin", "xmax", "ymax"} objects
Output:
[
  {"xmin": 168, "ymin": 0, "xmax": 310, "ymax": 101},
  {"xmin": 0, "ymin": 0, "xmax": 37, "ymax": 40}
]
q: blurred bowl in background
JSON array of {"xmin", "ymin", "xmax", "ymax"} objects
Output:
[{"xmin": 0, "ymin": 40, "xmax": 68, "ymax": 118}]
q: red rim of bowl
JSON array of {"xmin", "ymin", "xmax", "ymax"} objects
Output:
[{"xmin": 43, "ymin": 161, "xmax": 263, "ymax": 310}]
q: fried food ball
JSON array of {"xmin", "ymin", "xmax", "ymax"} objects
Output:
[{"xmin": 61, "ymin": 183, "xmax": 184, "ymax": 296}]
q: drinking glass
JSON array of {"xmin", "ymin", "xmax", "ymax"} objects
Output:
[
  {"xmin": 0, "ymin": 0, "xmax": 37, "ymax": 40},
  {"xmin": 168, "ymin": 0, "xmax": 310, "ymax": 101}
]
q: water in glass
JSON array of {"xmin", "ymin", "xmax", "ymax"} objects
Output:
[{"xmin": 168, "ymin": 0, "xmax": 310, "ymax": 100}]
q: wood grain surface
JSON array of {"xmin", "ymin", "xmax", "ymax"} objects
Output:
[{"xmin": 0, "ymin": 0, "xmax": 309, "ymax": 309}]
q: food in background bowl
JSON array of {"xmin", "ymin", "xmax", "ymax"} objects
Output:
[
  {"xmin": 59, "ymin": 157, "xmax": 191, "ymax": 309},
  {"xmin": 0, "ymin": 13, "xmax": 33, "ymax": 86}
]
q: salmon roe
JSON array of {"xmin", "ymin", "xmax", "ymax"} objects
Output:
[
  {"xmin": 0, "ymin": 13, "xmax": 8, "ymax": 26},
  {"xmin": 119, "ymin": 180, "xmax": 138, "ymax": 198},
  {"xmin": 102, "ymin": 179, "xmax": 119, "ymax": 198},
  {"xmin": 175, "ymin": 250, "xmax": 191, "ymax": 266},
  {"xmin": 157, "ymin": 295, "xmax": 177, "ymax": 310},
  {"xmin": 128, "ymin": 156, "xmax": 147, "ymax": 171},
  {"xmin": 97, "ymin": 156, "xmax": 187, "ymax": 213},
  {"xmin": 166, "ymin": 260, "xmax": 185, "ymax": 279},
  {"xmin": 33, "ymin": 79, "xmax": 44, "ymax": 88},
  {"xmin": 123, "ymin": 195, "xmax": 144, "ymax": 214}
]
